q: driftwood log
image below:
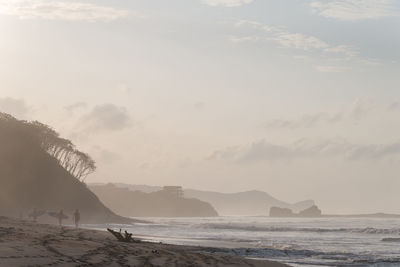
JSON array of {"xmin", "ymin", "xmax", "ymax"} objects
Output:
[{"xmin": 107, "ymin": 228, "xmax": 140, "ymax": 243}]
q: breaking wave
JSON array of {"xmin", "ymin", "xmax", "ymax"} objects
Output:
[
  {"xmin": 207, "ymin": 247, "xmax": 400, "ymax": 266},
  {"xmin": 199, "ymin": 223, "xmax": 400, "ymax": 235}
]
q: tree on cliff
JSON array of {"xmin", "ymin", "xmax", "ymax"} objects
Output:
[{"xmin": 0, "ymin": 112, "xmax": 96, "ymax": 182}]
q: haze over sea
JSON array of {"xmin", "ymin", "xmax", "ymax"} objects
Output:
[{"xmin": 87, "ymin": 216, "xmax": 400, "ymax": 266}]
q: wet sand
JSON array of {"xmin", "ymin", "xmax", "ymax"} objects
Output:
[{"xmin": 0, "ymin": 216, "xmax": 287, "ymax": 266}]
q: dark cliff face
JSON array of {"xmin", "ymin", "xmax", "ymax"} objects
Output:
[
  {"xmin": 0, "ymin": 116, "xmax": 131, "ymax": 224},
  {"xmin": 90, "ymin": 184, "xmax": 219, "ymax": 217}
]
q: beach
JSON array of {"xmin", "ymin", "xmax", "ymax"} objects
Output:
[{"xmin": 0, "ymin": 216, "xmax": 286, "ymax": 266}]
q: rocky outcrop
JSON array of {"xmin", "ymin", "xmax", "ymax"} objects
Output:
[
  {"xmin": 298, "ymin": 205, "xmax": 322, "ymax": 217},
  {"xmin": 270, "ymin": 205, "xmax": 322, "ymax": 217},
  {"xmin": 269, "ymin": 207, "xmax": 295, "ymax": 217}
]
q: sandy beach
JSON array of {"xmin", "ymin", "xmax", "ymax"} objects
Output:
[{"xmin": 0, "ymin": 216, "xmax": 287, "ymax": 266}]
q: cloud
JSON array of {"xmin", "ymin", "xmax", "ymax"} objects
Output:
[
  {"xmin": 265, "ymin": 112, "xmax": 343, "ymax": 129},
  {"xmin": 65, "ymin": 102, "xmax": 87, "ymax": 113},
  {"xmin": 90, "ymin": 145, "xmax": 120, "ymax": 164},
  {"xmin": 272, "ymin": 32, "xmax": 329, "ymax": 51},
  {"xmin": 264, "ymin": 97, "xmax": 378, "ymax": 130},
  {"xmin": 310, "ymin": 0, "xmax": 399, "ymax": 21},
  {"xmin": 209, "ymin": 138, "xmax": 400, "ymax": 163},
  {"xmin": 79, "ymin": 104, "xmax": 132, "ymax": 133},
  {"xmin": 229, "ymin": 35, "xmax": 260, "ymax": 43},
  {"xmin": 387, "ymin": 101, "xmax": 400, "ymax": 111},
  {"xmin": 0, "ymin": 0, "xmax": 129, "ymax": 22},
  {"xmin": 0, "ymin": 97, "xmax": 30, "ymax": 119},
  {"xmin": 232, "ymin": 20, "xmax": 357, "ymax": 59},
  {"xmin": 202, "ymin": 0, "xmax": 253, "ymax": 7},
  {"xmin": 350, "ymin": 97, "xmax": 376, "ymax": 120}
]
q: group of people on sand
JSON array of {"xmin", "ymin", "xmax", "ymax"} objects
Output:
[
  {"xmin": 31, "ymin": 208, "xmax": 81, "ymax": 228},
  {"xmin": 57, "ymin": 209, "xmax": 81, "ymax": 228}
]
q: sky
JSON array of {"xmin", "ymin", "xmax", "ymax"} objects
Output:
[{"xmin": 0, "ymin": 0, "xmax": 399, "ymax": 214}]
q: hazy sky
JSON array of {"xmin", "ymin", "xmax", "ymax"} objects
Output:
[{"xmin": 1, "ymin": 0, "xmax": 400, "ymax": 214}]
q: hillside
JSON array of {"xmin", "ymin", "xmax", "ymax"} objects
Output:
[
  {"xmin": 100, "ymin": 183, "xmax": 314, "ymax": 216},
  {"xmin": 0, "ymin": 113, "xmax": 132, "ymax": 224},
  {"xmin": 89, "ymin": 184, "xmax": 219, "ymax": 217}
]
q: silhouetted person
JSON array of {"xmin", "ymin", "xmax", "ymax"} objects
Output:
[
  {"xmin": 58, "ymin": 209, "xmax": 64, "ymax": 226},
  {"xmin": 73, "ymin": 209, "xmax": 80, "ymax": 228},
  {"xmin": 32, "ymin": 208, "xmax": 38, "ymax": 222}
]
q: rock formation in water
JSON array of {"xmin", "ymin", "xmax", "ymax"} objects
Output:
[
  {"xmin": 269, "ymin": 207, "xmax": 295, "ymax": 217},
  {"xmin": 298, "ymin": 205, "xmax": 322, "ymax": 217},
  {"xmin": 270, "ymin": 205, "xmax": 322, "ymax": 217}
]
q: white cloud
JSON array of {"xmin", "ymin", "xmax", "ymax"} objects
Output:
[
  {"xmin": 265, "ymin": 112, "xmax": 343, "ymax": 129},
  {"xmin": 209, "ymin": 138, "xmax": 400, "ymax": 163},
  {"xmin": 271, "ymin": 32, "xmax": 329, "ymax": 51},
  {"xmin": 80, "ymin": 104, "xmax": 133, "ymax": 133},
  {"xmin": 0, "ymin": 0, "xmax": 129, "ymax": 22},
  {"xmin": 310, "ymin": 0, "xmax": 399, "ymax": 21},
  {"xmin": 65, "ymin": 102, "xmax": 87, "ymax": 113},
  {"xmin": 233, "ymin": 20, "xmax": 357, "ymax": 58},
  {"xmin": 263, "ymin": 97, "xmax": 381, "ymax": 130},
  {"xmin": 229, "ymin": 35, "xmax": 260, "ymax": 43},
  {"xmin": 202, "ymin": 0, "xmax": 253, "ymax": 7}
]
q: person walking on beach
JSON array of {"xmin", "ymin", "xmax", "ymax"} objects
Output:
[
  {"xmin": 73, "ymin": 209, "xmax": 80, "ymax": 228},
  {"xmin": 32, "ymin": 208, "xmax": 38, "ymax": 222},
  {"xmin": 58, "ymin": 209, "xmax": 64, "ymax": 226}
]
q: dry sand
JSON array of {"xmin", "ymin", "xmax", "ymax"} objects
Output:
[{"xmin": 0, "ymin": 216, "xmax": 287, "ymax": 267}]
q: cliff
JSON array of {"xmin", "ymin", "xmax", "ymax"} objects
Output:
[
  {"xmin": 0, "ymin": 114, "xmax": 132, "ymax": 224},
  {"xmin": 89, "ymin": 184, "xmax": 219, "ymax": 217}
]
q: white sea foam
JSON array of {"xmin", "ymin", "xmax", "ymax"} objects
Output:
[{"xmin": 85, "ymin": 216, "xmax": 400, "ymax": 266}]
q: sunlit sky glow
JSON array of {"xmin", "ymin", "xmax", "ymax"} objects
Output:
[{"xmin": 1, "ymin": 0, "xmax": 399, "ymax": 213}]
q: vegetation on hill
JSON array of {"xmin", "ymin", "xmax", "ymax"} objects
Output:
[
  {"xmin": 0, "ymin": 113, "xmax": 130, "ymax": 223},
  {"xmin": 0, "ymin": 113, "xmax": 95, "ymax": 182}
]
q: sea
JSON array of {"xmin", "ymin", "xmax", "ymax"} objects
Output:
[{"xmin": 85, "ymin": 216, "xmax": 400, "ymax": 266}]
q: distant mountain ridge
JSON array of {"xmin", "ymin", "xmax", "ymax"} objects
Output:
[
  {"xmin": 93, "ymin": 183, "xmax": 315, "ymax": 216},
  {"xmin": 89, "ymin": 184, "xmax": 218, "ymax": 217}
]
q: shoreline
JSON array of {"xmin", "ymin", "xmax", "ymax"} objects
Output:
[{"xmin": 0, "ymin": 216, "xmax": 287, "ymax": 266}]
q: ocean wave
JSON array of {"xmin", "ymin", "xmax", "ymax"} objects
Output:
[
  {"xmin": 205, "ymin": 247, "xmax": 400, "ymax": 266},
  {"xmin": 382, "ymin": 238, "xmax": 400, "ymax": 242},
  {"xmin": 198, "ymin": 223, "xmax": 400, "ymax": 235}
]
